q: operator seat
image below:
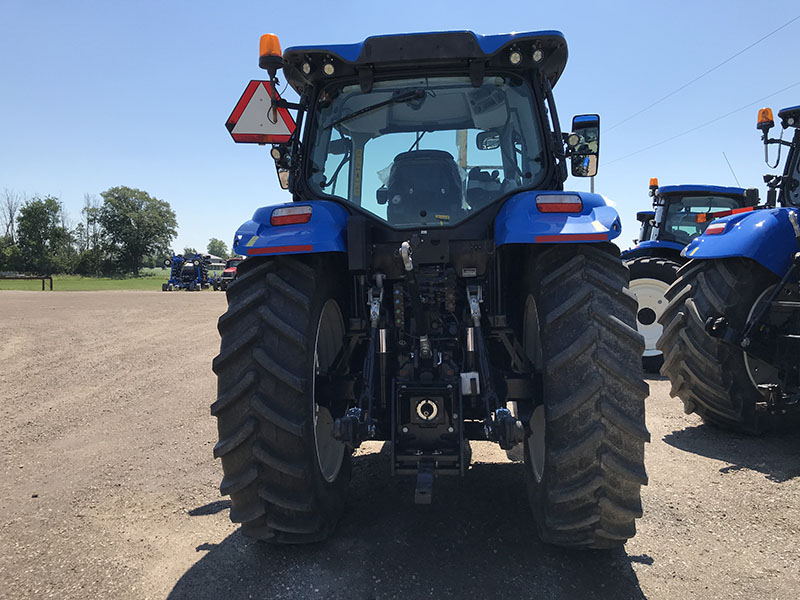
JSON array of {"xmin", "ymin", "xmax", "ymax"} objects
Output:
[
  {"xmin": 380, "ymin": 150, "xmax": 464, "ymax": 224},
  {"xmin": 466, "ymin": 167, "xmax": 502, "ymax": 210}
]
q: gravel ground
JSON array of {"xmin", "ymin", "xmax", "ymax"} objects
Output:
[{"xmin": 1, "ymin": 290, "xmax": 798, "ymax": 599}]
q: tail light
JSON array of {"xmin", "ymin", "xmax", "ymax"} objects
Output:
[
  {"xmin": 536, "ymin": 194, "xmax": 583, "ymax": 213},
  {"xmin": 271, "ymin": 205, "xmax": 312, "ymax": 226}
]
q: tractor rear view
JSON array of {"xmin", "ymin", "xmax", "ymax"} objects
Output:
[
  {"xmin": 212, "ymin": 30, "xmax": 649, "ymax": 549},
  {"xmin": 658, "ymin": 106, "xmax": 800, "ymax": 432},
  {"xmin": 622, "ymin": 181, "xmax": 755, "ymax": 372}
]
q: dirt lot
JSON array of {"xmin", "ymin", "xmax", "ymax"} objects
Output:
[{"xmin": 1, "ymin": 290, "xmax": 798, "ymax": 599}]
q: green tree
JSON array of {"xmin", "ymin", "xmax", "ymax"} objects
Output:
[
  {"xmin": 16, "ymin": 195, "xmax": 71, "ymax": 274},
  {"xmin": 207, "ymin": 238, "xmax": 228, "ymax": 258},
  {"xmin": 73, "ymin": 194, "xmax": 108, "ymax": 276},
  {"xmin": 183, "ymin": 246, "xmax": 197, "ymax": 257},
  {"xmin": 98, "ymin": 186, "xmax": 177, "ymax": 275}
]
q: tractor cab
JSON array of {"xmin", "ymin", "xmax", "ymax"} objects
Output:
[
  {"xmin": 623, "ymin": 179, "xmax": 752, "ymax": 263},
  {"xmin": 653, "ymin": 183, "xmax": 753, "ymax": 246}
]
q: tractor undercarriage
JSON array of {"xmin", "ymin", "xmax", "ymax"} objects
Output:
[{"xmin": 327, "ymin": 237, "xmax": 532, "ymax": 502}]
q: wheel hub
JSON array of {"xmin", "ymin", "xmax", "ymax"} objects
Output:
[{"xmin": 629, "ymin": 277, "xmax": 671, "ymax": 356}]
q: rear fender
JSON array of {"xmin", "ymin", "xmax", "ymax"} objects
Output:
[
  {"xmin": 232, "ymin": 200, "xmax": 349, "ymax": 257},
  {"xmin": 683, "ymin": 208, "xmax": 800, "ymax": 276},
  {"xmin": 494, "ymin": 191, "xmax": 621, "ymax": 245}
]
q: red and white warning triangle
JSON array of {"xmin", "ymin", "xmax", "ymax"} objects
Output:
[{"xmin": 226, "ymin": 80, "xmax": 296, "ymax": 144}]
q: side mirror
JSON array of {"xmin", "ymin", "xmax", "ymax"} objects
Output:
[
  {"xmin": 277, "ymin": 168, "xmax": 290, "ymax": 190},
  {"xmin": 271, "ymin": 145, "xmax": 292, "ymax": 191},
  {"xmin": 568, "ymin": 114, "xmax": 600, "ymax": 178},
  {"xmin": 328, "ymin": 138, "xmax": 351, "ymax": 155},
  {"xmin": 636, "ymin": 211, "xmax": 655, "ymax": 223},
  {"xmin": 744, "ymin": 188, "xmax": 760, "ymax": 206},
  {"xmin": 376, "ymin": 187, "xmax": 389, "ymax": 205},
  {"xmin": 476, "ymin": 131, "xmax": 501, "ymax": 151}
]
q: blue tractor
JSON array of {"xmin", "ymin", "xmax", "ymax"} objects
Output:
[
  {"xmin": 212, "ymin": 30, "xmax": 649, "ymax": 548},
  {"xmin": 658, "ymin": 105, "xmax": 800, "ymax": 432},
  {"xmin": 622, "ymin": 182, "xmax": 755, "ymax": 372}
]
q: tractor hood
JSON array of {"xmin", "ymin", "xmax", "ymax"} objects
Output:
[{"xmin": 282, "ymin": 30, "xmax": 567, "ymax": 94}]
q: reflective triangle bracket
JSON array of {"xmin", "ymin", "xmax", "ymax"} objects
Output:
[{"xmin": 226, "ymin": 80, "xmax": 296, "ymax": 144}]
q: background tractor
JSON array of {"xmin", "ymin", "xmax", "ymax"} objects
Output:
[
  {"xmin": 621, "ymin": 182, "xmax": 755, "ymax": 372},
  {"xmin": 658, "ymin": 105, "xmax": 800, "ymax": 432},
  {"xmin": 213, "ymin": 30, "xmax": 649, "ymax": 549},
  {"xmin": 213, "ymin": 255, "xmax": 244, "ymax": 291}
]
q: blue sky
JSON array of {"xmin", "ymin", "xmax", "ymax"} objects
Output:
[{"xmin": 1, "ymin": 0, "xmax": 798, "ymax": 253}]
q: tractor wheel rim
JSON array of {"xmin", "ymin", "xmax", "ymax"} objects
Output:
[
  {"xmin": 629, "ymin": 277, "xmax": 671, "ymax": 357},
  {"xmin": 743, "ymin": 285, "xmax": 781, "ymax": 390},
  {"xmin": 523, "ymin": 295, "xmax": 545, "ymax": 482},
  {"xmin": 313, "ymin": 299, "xmax": 346, "ymax": 483}
]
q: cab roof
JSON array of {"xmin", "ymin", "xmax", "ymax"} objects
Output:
[
  {"xmin": 778, "ymin": 105, "xmax": 800, "ymax": 128},
  {"xmin": 659, "ymin": 184, "xmax": 745, "ymax": 196},
  {"xmin": 282, "ymin": 30, "xmax": 567, "ymax": 94}
]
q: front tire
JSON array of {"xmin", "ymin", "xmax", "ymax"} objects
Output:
[
  {"xmin": 522, "ymin": 245, "xmax": 650, "ymax": 549},
  {"xmin": 625, "ymin": 257, "xmax": 681, "ymax": 373},
  {"xmin": 212, "ymin": 255, "xmax": 350, "ymax": 543},
  {"xmin": 657, "ymin": 258, "xmax": 780, "ymax": 432}
]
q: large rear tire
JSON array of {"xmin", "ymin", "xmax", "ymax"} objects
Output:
[
  {"xmin": 657, "ymin": 258, "xmax": 780, "ymax": 433},
  {"xmin": 625, "ymin": 256, "xmax": 681, "ymax": 373},
  {"xmin": 522, "ymin": 244, "xmax": 650, "ymax": 549},
  {"xmin": 212, "ymin": 255, "xmax": 351, "ymax": 543}
]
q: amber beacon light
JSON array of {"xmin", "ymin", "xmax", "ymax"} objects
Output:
[
  {"xmin": 757, "ymin": 107, "xmax": 774, "ymax": 131},
  {"xmin": 259, "ymin": 33, "xmax": 283, "ymax": 77}
]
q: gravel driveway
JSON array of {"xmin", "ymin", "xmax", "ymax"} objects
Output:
[{"xmin": 1, "ymin": 291, "xmax": 798, "ymax": 599}]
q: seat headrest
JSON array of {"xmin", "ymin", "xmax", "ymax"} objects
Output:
[{"xmin": 392, "ymin": 149, "xmax": 456, "ymax": 163}]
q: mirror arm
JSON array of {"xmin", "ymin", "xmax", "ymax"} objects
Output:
[
  {"xmin": 274, "ymin": 98, "xmax": 305, "ymax": 111},
  {"xmin": 763, "ymin": 129, "xmax": 788, "ymax": 169},
  {"xmin": 765, "ymin": 137, "xmax": 793, "ymax": 148}
]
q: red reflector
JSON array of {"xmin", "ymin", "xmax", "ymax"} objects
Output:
[
  {"xmin": 697, "ymin": 206, "xmax": 754, "ymax": 223},
  {"xmin": 535, "ymin": 233, "xmax": 608, "ymax": 243},
  {"xmin": 705, "ymin": 223, "xmax": 726, "ymax": 235},
  {"xmin": 271, "ymin": 205, "xmax": 312, "ymax": 226},
  {"xmin": 248, "ymin": 245, "xmax": 313, "ymax": 255},
  {"xmin": 536, "ymin": 194, "xmax": 583, "ymax": 213}
]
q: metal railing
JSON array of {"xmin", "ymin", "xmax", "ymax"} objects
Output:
[{"xmin": 0, "ymin": 274, "xmax": 54, "ymax": 290}]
